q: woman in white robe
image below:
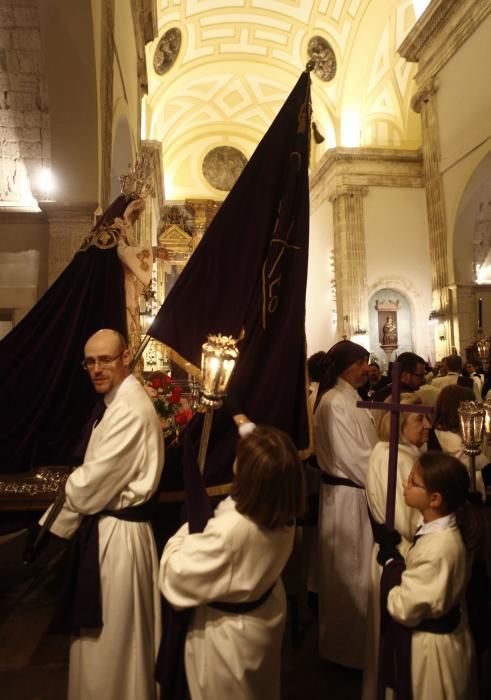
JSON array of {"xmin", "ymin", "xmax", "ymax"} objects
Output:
[
  {"xmin": 362, "ymin": 393, "xmax": 431, "ymax": 700},
  {"xmin": 385, "ymin": 452, "xmax": 478, "ymax": 700},
  {"xmin": 315, "ymin": 375, "xmax": 378, "ymax": 668},
  {"xmin": 159, "ymin": 425, "xmax": 305, "ymax": 700}
]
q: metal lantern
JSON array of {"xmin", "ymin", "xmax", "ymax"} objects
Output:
[
  {"xmin": 197, "ymin": 334, "xmax": 239, "ymax": 473},
  {"xmin": 200, "ymin": 334, "xmax": 239, "ymax": 408},
  {"xmin": 484, "ymin": 399, "xmax": 491, "ymax": 437},
  {"xmin": 458, "ymin": 400, "xmax": 485, "ymax": 492},
  {"xmin": 476, "ymin": 335, "xmax": 490, "ymax": 371}
]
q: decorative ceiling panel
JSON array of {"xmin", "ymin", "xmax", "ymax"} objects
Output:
[{"xmin": 146, "ymin": 0, "xmax": 422, "ymax": 199}]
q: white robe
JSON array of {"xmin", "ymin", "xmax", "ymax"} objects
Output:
[
  {"xmin": 40, "ymin": 375, "xmax": 164, "ymax": 700},
  {"xmin": 387, "ymin": 516, "xmax": 477, "ymax": 700},
  {"xmin": 431, "ymin": 371, "xmax": 481, "ymax": 401},
  {"xmin": 159, "ymin": 496, "xmax": 294, "ymax": 700},
  {"xmin": 314, "ymin": 377, "xmax": 378, "ymax": 668},
  {"xmin": 362, "ymin": 441, "xmax": 422, "ymax": 700}
]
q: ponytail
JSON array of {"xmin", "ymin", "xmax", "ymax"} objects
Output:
[{"xmin": 455, "ymin": 502, "xmax": 481, "ymax": 552}]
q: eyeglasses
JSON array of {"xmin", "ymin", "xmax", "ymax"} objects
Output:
[
  {"xmin": 82, "ymin": 350, "xmax": 125, "ymax": 371},
  {"xmin": 404, "ymin": 472, "xmax": 426, "ymax": 489}
]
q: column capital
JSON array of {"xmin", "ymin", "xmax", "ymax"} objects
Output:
[
  {"xmin": 328, "ymin": 185, "xmax": 368, "ymax": 204},
  {"xmin": 411, "ymin": 76, "xmax": 440, "ymax": 114}
]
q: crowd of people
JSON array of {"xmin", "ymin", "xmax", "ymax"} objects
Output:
[
  {"xmin": 29, "ymin": 331, "xmax": 490, "ymax": 699},
  {"xmin": 310, "ymin": 341, "xmax": 490, "ymax": 700}
]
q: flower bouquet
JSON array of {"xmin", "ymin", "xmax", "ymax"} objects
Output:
[{"xmin": 144, "ymin": 372, "xmax": 193, "ymax": 439}]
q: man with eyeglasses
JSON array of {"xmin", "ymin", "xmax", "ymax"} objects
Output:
[
  {"xmin": 371, "ymin": 352, "xmax": 427, "ymax": 402},
  {"xmin": 38, "ymin": 328, "xmax": 164, "ymax": 700}
]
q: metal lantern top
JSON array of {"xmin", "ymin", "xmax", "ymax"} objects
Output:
[
  {"xmin": 483, "ymin": 398, "xmax": 491, "ymax": 436},
  {"xmin": 200, "ymin": 334, "xmax": 239, "ymax": 408},
  {"xmin": 476, "ymin": 335, "xmax": 490, "ymax": 365},
  {"xmin": 458, "ymin": 400, "xmax": 485, "ymax": 455}
]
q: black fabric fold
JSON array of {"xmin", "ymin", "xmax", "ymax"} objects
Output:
[{"xmin": 378, "ymin": 559, "xmax": 412, "ymax": 700}]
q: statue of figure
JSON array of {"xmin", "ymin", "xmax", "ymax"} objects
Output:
[{"xmin": 382, "ymin": 316, "xmax": 397, "ymax": 345}]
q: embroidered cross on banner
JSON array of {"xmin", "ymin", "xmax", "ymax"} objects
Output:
[{"xmin": 357, "ymin": 362, "xmax": 432, "ymax": 531}]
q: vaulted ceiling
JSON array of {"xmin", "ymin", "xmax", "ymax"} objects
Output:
[{"xmin": 144, "ymin": 0, "xmax": 424, "ymax": 200}]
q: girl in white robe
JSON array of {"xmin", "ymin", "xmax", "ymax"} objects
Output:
[
  {"xmin": 362, "ymin": 394, "xmax": 431, "ymax": 700},
  {"xmin": 381, "ymin": 451, "xmax": 478, "ymax": 700},
  {"xmin": 159, "ymin": 425, "xmax": 306, "ymax": 700}
]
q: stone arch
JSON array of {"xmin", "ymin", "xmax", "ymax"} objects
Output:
[{"xmin": 453, "ymin": 149, "xmax": 491, "ymax": 286}]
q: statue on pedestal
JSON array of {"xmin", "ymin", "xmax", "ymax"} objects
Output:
[{"xmin": 382, "ymin": 316, "xmax": 397, "ymax": 345}]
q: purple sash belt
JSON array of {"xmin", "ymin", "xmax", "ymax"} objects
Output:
[
  {"xmin": 321, "ymin": 472, "xmax": 363, "ymax": 489},
  {"xmin": 54, "ymin": 495, "xmax": 157, "ymax": 636},
  {"xmin": 208, "ymin": 584, "xmax": 275, "ymax": 613}
]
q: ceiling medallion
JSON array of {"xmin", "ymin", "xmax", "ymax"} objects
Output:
[
  {"xmin": 307, "ymin": 36, "xmax": 337, "ymax": 82},
  {"xmin": 202, "ymin": 147, "xmax": 247, "ymax": 192},
  {"xmin": 154, "ymin": 27, "xmax": 181, "ymax": 75}
]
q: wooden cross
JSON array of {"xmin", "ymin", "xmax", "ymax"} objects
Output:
[{"xmin": 357, "ymin": 362, "xmax": 433, "ymax": 530}]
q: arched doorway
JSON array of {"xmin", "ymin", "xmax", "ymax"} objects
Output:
[{"xmin": 453, "ymin": 149, "xmax": 491, "ymax": 353}]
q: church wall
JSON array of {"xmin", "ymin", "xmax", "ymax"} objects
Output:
[
  {"xmin": 364, "ymin": 186, "xmax": 434, "ymax": 361},
  {"xmin": 113, "ymin": 0, "xmax": 140, "ymax": 153},
  {"xmin": 0, "ymin": 211, "xmax": 47, "ymax": 331},
  {"xmin": 38, "ymin": 0, "xmax": 99, "ymax": 205},
  {"xmin": 435, "ymin": 11, "xmax": 491, "ymax": 287},
  {"xmin": 306, "ymin": 196, "xmax": 335, "ymax": 355}
]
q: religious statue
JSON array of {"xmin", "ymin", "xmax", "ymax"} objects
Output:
[{"xmin": 382, "ymin": 316, "xmax": 397, "ymax": 345}]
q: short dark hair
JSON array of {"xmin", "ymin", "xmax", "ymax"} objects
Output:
[
  {"xmin": 433, "ymin": 384, "xmax": 475, "ymax": 431},
  {"xmin": 231, "ymin": 426, "xmax": 306, "ymax": 530},
  {"xmin": 446, "ymin": 355, "xmax": 463, "ymax": 373},
  {"xmin": 397, "ymin": 352, "xmax": 425, "ymax": 374}
]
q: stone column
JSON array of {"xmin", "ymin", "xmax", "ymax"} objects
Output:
[
  {"xmin": 412, "ymin": 79, "xmax": 451, "ymax": 355},
  {"xmin": 39, "ymin": 202, "xmax": 97, "ymax": 285},
  {"xmin": 329, "ymin": 185, "xmax": 369, "ymax": 343}
]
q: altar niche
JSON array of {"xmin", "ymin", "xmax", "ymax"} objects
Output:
[{"xmin": 368, "ymin": 289, "xmax": 413, "ymax": 367}]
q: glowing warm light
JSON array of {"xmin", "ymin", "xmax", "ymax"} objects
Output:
[
  {"xmin": 412, "ymin": 0, "xmax": 431, "ymax": 20},
  {"xmin": 341, "ymin": 111, "xmax": 361, "ymax": 147},
  {"xmin": 37, "ymin": 167, "xmax": 56, "ymax": 200}
]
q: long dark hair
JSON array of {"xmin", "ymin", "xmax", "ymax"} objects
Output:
[
  {"xmin": 419, "ymin": 451, "xmax": 480, "ymax": 551},
  {"xmin": 433, "ymin": 384, "xmax": 475, "ymax": 432},
  {"xmin": 232, "ymin": 426, "xmax": 306, "ymax": 530}
]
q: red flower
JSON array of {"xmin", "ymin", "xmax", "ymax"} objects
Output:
[
  {"xmin": 150, "ymin": 373, "xmax": 172, "ymax": 389},
  {"xmin": 175, "ymin": 409, "xmax": 193, "ymax": 426},
  {"xmin": 167, "ymin": 392, "xmax": 181, "ymax": 405}
]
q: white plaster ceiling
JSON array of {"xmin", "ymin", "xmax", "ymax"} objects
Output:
[{"xmin": 144, "ymin": 0, "xmax": 422, "ymax": 200}]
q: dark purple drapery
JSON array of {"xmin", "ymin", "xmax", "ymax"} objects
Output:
[
  {"xmin": 0, "ymin": 195, "xmax": 131, "ymax": 474},
  {"xmin": 152, "ymin": 69, "xmax": 312, "ymax": 698},
  {"xmin": 149, "ymin": 69, "xmax": 313, "ymax": 485}
]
